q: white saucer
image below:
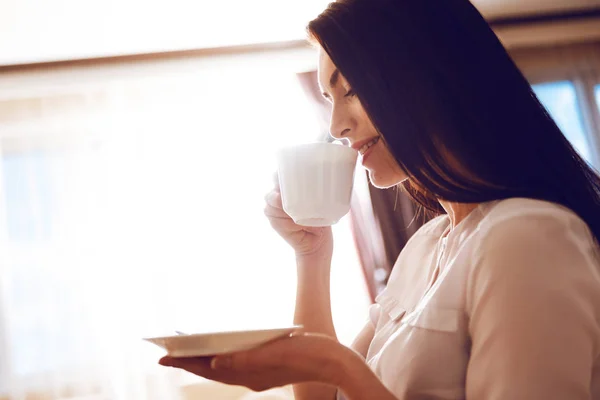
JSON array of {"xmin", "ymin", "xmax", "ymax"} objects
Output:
[{"xmin": 144, "ymin": 326, "xmax": 302, "ymax": 357}]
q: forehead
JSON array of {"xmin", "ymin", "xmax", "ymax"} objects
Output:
[{"xmin": 317, "ymin": 47, "xmax": 337, "ymax": 89}]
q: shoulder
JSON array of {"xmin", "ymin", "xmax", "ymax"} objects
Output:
[
  {"xmin": 476, "ymin": 197, "xmax": 595, "ymax": 252},
  {"xmin": 480, "ymin": 197, "xmax": 584, "ymax": 225},
  {"xmin": 469, "ymin": 197, "xmax": 599, "ymax": 288}
]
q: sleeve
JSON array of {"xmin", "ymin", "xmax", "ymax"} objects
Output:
[{"xmin": 465, "ymin": 212, "xmax": 600, "ymax": 400}]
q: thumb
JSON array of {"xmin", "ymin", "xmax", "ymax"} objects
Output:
[
  {"xmin": 210, "ymin": 355, "xmax": 233, "ymax": 370},
  {"xmin": 211, "ymin": 350, "xmax": 255, "ymax": 371}
]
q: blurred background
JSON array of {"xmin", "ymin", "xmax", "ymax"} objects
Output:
[{"xmin": 0, "ymin": 0, "xmax": 599, "ymax": 399}]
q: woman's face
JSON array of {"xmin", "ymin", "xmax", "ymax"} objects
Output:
[{"xmin": 317, "ymin": 48, "xmax": 408, "ymax": 189}]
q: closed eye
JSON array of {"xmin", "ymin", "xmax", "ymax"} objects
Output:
[{"xmin": 344, "ymin": 88, "xmax": 356, "ymax": 98}]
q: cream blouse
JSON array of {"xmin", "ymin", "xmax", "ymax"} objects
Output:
[{"xmin": 343, "ymin": 197, "xmax": 600, "ymax": 399}]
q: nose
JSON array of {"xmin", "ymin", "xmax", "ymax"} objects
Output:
[{"xmin": 329, "ymin": 103, "xmax": 352, "ymax": 140}]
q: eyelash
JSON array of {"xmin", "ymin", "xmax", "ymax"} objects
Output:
[{"xmin": 321, "ymin": 88, "xmax": 355, "ymax": 102}]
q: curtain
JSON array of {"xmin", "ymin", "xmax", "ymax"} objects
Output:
[
  {"xmin": 0, "ymin": 92, "xmax": 185, "ymax": 400},
  {"xmin": 0, "ymin": 47, "xmax": 370, "ymax": 399}
]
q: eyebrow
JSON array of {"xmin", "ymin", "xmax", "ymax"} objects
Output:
[{"xmin": 329, "ymin": 68, "xmax": 340, "ymax": 88}]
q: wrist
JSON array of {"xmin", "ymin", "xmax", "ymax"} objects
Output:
[
  {"xmin": 294, "ymin": 229, "xmax": 333, "ymax": 260},
  {"xmin": 296, "ymin": 247, "xmax": 332, "ymax": 263},
  {"xmin": 295, "ymin": 245, "xmax": 333, "ymax": 271}
]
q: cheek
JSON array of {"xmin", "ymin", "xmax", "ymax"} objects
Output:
[{"xmin": 368, "ymin": 146, "xmax": 407, "ymax": 187}]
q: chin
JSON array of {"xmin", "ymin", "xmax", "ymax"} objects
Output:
[{"xmin": 367, "ymin": 170, "xmax": 408, "ymax": 189}]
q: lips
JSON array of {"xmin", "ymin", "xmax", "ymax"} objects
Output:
[
  {"xmin": 359, "ymin": 137, "xmax": 380, "ymax": 155},
  {"xmin": 360, "ymin": 140, "xmax": 379, "ymax": 164},
  {"xmin": 351, "ymin": 137, "xmax": 380, "ymax": 155}
]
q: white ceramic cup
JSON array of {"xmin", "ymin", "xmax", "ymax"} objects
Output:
[{"xmin": 276, "ymin": 142, "xmax": 358, "ymax": 227}]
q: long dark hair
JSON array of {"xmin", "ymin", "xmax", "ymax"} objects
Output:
[{"xmin": 308, "ymin": 0, "xmax": 600, "ymax": 241}]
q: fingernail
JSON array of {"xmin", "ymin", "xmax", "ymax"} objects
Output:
[{"xmin": 211, "ymin": 356, "xmax": 232, "ymax": 369}]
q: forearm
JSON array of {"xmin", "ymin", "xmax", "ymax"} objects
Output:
[
  {"xmin": 294, "ymin": 250, "xmax": 337, "ymax": 338},
  {"xmin": 294, "ymin": 250, "xmax": 338, "ymax": 400}
]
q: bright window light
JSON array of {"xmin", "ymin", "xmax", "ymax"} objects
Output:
[
  {"xmin": 533, "ymin": 81, "xmax": 593, "ymax": 165},
  {"xmin": 0, "ymin": 48, "xmax": 370, "ymax": 393},
  {"xmin": 0, "ymin": 0, "xmax": 331, "ymax": 65}
]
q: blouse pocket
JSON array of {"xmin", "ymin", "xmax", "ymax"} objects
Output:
[
  {"xmin": 378, "ymin": 294, "xmax": 407, "ymax": 323},
  {"xmin": 401, "ymin": 306, "xmax": 461, "ymax": 333},
  {"xmin": 376, "ymin": 291, "xmax": 462, "ymax": 333}
]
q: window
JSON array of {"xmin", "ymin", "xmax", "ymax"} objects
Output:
[
  {"xmin": 0, "ymin": 0, "xmax": 331, "ymax": 65},
  {"xmin": 0, "ymin": 49, "xmax": 371, "ymax": 397},
  {"xmin": 532, "ymin": 81, "xmax": 593, "ymax": 164}
]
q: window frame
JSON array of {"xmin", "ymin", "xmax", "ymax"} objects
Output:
[
  {"xmin": 0, "ymin": 41, "xmax": 372, "ymax": 395},
  {"xmin": 512, "ymin": 42, "xmax": 600, "ymax": 168}
]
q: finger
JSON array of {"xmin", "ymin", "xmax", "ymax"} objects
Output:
[
  {"xmin": 303, "ymin": 226, "xmax": 326, "ymax": 235},
  {"xmin": 289, "ymin": 329, "xmax": 305, "ymax": 337},
  {"xmin": 267, "ymin": 217, "xmax": 324, "ymax": 241},
  {"xmin": 160, "ymin": 356, "xmax": 213, "ymax": 374},
  {"xmin": 212, "ymin": 347, "xmax": 273, "ymax": 371},
  {"xmin": 267, "ymin": 217, "xmax": 305, "ymax": 235},
  {"xmin": 264, "ymin": 191, "xmax": 283, "ymax": 209},
  {"xmin": 160, "ymin": 356, "xmax": 211, "ymax": 368},
  {"xmin": 264, "ymin": 204, "xmax": 289, "ymax": 220},
  {"xmin": 159, "ymin": 356, "xmax": 176, "ymax": 366},
  {"xmin": 221, "ymin": 335, "xmax": 302, "ymax": 371}
]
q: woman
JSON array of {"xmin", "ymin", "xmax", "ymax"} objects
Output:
[{"xmin": 159, "ymin": 0, "xmax": 600, "ymax": 398}]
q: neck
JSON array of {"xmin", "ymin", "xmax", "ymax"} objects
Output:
[{"xmin": 438, "ymin": 200, "xmax": 480, "ymax": 230}]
